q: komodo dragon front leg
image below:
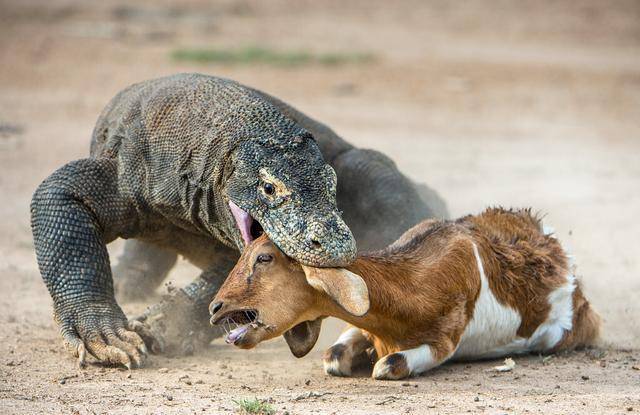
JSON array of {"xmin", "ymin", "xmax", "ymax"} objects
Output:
[{"xmin": 31, "ymin": 158, "xmax": 161, "ymax": 368}]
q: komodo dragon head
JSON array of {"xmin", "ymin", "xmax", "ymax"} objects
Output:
[
  {"xmin": 222, "ymin": 127, "xmax": 356, "ymax": 268},
  {"xmin": 133, "ymin": 74, "xmax": 355, "ymax": 267}
]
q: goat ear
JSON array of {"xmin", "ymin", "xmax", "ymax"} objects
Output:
[
  {"xmin": 301, "ymin": 265, "xmax": 370, "ymax": 316},
  {"xmin": 283, "ymin": 318, "xmax": 323, "ymax": 358}
]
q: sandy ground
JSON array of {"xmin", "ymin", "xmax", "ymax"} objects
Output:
[{"xmin": 1, "ymin": 1, "xmax": 639, "ymax": 413}]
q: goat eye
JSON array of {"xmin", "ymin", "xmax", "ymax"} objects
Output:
[
  {"xmin": 263, "ymin": 183, "xmax": 275, "ymax": 196},
  {"xmin": 256, "ymin": 254, "xmax": 273, "ymax": 264}
]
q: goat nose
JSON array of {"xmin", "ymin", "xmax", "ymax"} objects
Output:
[{"xmin": 209, "ymin": 301, "xmax": 223, "ymax": 316}]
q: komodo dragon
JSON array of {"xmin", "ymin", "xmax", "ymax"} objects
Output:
[{"xmin": 31, "ymin": 73, "xmax": 448, "ymax": 369}]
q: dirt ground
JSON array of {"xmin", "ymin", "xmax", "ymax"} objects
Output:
[{"xmin": 1, "ymin": 1, "xmax": 639, "ymax": 414}]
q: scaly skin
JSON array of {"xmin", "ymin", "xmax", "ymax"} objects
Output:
[
  {"xmin": 32, "ymin": 73, "xmax": 449, "ymax": 366},
  {"xmin": 31, "ymin": 158, "xmax": 159, "ymax": 367}
]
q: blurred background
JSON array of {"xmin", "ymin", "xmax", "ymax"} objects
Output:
[{"xmin": 1, "ymin": 0, "xmax": 639, "ymax": 383}]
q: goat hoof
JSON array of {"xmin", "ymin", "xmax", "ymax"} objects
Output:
[
  {"xmin": 322, "ymin": 344, "xmax": 352, "ymax": 377},
  {"xmin": 373, "ymin": 353, "xmax": 410, "ymax": 380}
]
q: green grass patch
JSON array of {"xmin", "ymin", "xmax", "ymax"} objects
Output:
[
  {"xmin": 171, "ymin": 45, "xmax": 374, "ymax": 67},
  {"xmin": 233, "ymin": 397, "xmax": 276, "ymax": 415}
]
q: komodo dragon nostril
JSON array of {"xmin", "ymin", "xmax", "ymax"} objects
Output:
[{"xmin": 306, "ymin": 229, "xmax": 323, "ymax": 249}]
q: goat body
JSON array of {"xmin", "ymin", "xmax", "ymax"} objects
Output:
[
  {"xmin": 211, "ymin": 208, "xmax": 600, "ymax": 380},
  {"xmin": 325, "ymin": 208, "xmax": 600, "ymax": 379}
]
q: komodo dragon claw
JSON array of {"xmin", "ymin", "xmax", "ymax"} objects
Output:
[{"xmin": 56, "ymin": 300, "xmax": 160, "ymax": 369}]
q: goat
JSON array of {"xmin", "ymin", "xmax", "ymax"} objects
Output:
[{"xmin": 210, "ymin": 207, "xmax": 600, "ymax": 380}]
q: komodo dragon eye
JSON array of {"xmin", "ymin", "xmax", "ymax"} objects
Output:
[{"xmin": 263, "ymin": 183, "xmax": 275, "ymax": 196}]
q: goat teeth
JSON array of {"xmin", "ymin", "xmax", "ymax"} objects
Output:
[{"xmin": 250, "ymin": 320, "xmax": 275, "ymax": 331}]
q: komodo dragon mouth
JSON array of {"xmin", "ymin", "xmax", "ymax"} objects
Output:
[{"xmin": 229, "ymin": 200, "xmax": 264, "ymax": 246}]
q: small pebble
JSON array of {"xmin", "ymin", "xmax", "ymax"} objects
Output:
[
  {"xmin": 158, "ymin": 368, "xmax": 169, "ymax": 374},
  {"xmin": 581, "ymin": 375, "xmax": 589, "ymax": 380},
  {"xmin": 59, "ymin": 379, "xmax": 66, "ymax": 385},
  {"xmin": 474, "ymin": 396, "xmax": 480, "ymax": 402}
]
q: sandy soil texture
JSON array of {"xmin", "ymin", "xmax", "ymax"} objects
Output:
[{"xmin": 1, "ymin": 1, "xmax": 639, "ymax": 413}]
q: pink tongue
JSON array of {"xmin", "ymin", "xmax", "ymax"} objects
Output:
[
  {"xmin": 229, "ymin": 201, "xmax": 253, "ymax": 246},
  {"xmin": 226, "ymin": 325, "xmax": 249, "ymax": 344}
]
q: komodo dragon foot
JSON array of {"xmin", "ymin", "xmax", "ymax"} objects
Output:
[
  {"xmin": 55, "ymin": 299, "xmax": 161, "ymax": 369},
  {"xmin": 31, "ymin": 158, "xmax": 163, "ymax": 369}
]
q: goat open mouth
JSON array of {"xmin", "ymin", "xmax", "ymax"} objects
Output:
[
  {"xmin": 214, "ymin": 309, "xmax": 259, "ymax": 345},
  {"xmin": 229, "ymin": 201, "xmax": 264, "ymax": 246}
]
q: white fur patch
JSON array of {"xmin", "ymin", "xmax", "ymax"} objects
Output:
[
  {"xmin": 527, "ymin": 274, "xmax": 576, "ymax": 349},
  {"xmin": 335, "ymin": 327, "xmax": 363, "ymax": 345},
  {"xmin": 403, "ymin": 344, "xmax": 438, "ymax": 374},
  {"xmin": 454, "ymin": 243, "xmax": 524, "ymax": 360},
  {"xmin": 454, "ymin": 242, "xmax": 576, "ymax": 360},
  {"xmin": 373, "ymin": 345, "xmax": 444, "ymax": 379}
]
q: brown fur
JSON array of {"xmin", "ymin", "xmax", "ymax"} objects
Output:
[
  {"xmin": 212, "ymin": 207, "xmax": 600, "ymax": 379},
  {"xmin": 466, "ymin": 208, "xmax": 570, "ymax": 337}
]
